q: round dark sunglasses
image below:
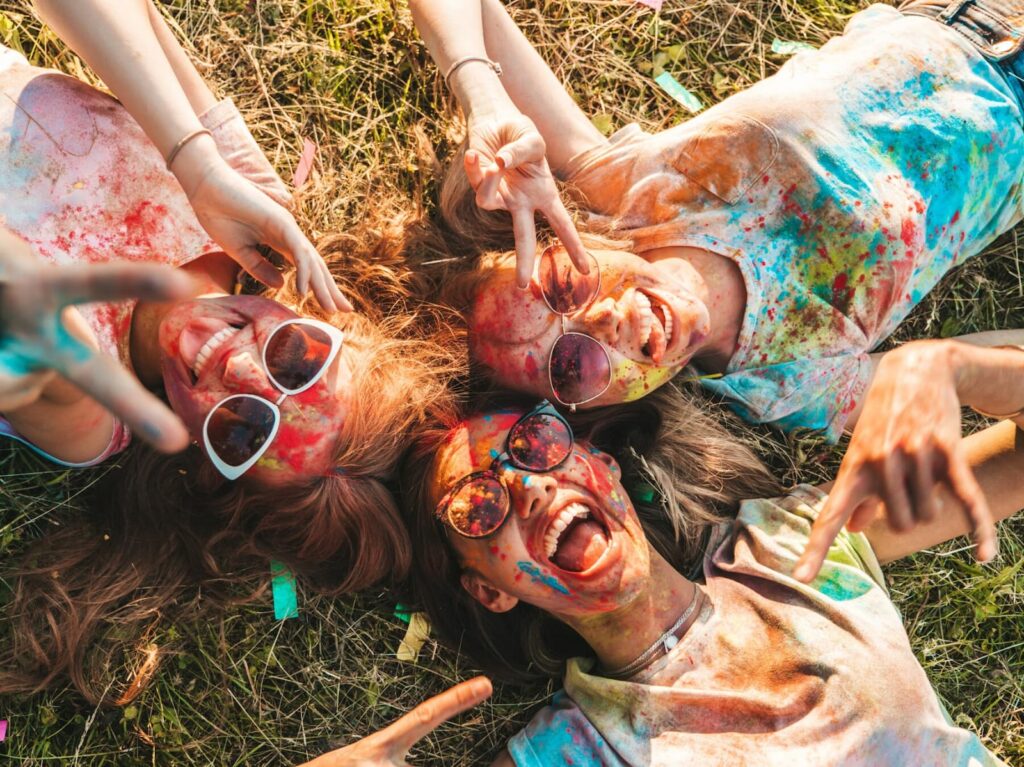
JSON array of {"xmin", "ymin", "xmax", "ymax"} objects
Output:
[
  {"xmin": 202, "ymin": 318, "xmax": 343, "ymax": 480},
  {"xmin": 537, "ymin": 244, "xmax": 612, "ymax": 411},
  {"xmin": 436, "ymin": 401, "xmax": 574, "ymax": 538}
]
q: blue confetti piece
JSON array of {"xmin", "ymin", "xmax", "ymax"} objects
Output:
[
  {"xmin": 270, "ymin": 560, "xmax": 298, "ymax": 620},
  {"xmin": 771, "ymin": 38, "xmax": 817, "ymax": 56},
  {"xmin": 654, "ymin": 71, "xmax": 703, "ymax": 114}
]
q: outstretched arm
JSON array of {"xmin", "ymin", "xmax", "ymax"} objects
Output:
[
  {"xmin": 796, "ymin": 340, "xmax": 1024, "ymax": 580},
  {"xmin": 409, "ymin": 0, "xmax": 593, "ymax": 286},
  {"xmin": 31, "ymin": 0, "xmax": 347, "ymax": 311}
]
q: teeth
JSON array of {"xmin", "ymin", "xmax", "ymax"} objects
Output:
[
  {"xmin": 544, "ymin": 502, "xmax": 591, "ymax": 560},
  {"xmin": 635, "ymin": 291, "xmax": 654, "ymax": 350},
  {"xmin": 193, "ymin": 327, "xmax": 237, "ymax": 377},
  {"xmin": 662, "ymin": 304, "xmax": 673, "ymax": 345}
]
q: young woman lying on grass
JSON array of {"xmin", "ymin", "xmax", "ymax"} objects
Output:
[
  {"xmin": 394, "ymin": 338, "xmax": 1024, "ymax": 766},
  {"xmin": 415, "ymin": 0, "xmax": 1024, "ymax": 433},
  {"xmin": 411, "ymin": 0, "xmax": 1024, "ymax": 531},
  {"xmin": 0, "ymin": 44, "xmax": 455, "ymax": 703}
]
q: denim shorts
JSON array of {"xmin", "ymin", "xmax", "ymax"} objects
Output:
[{"xmin": 901, "ymin": 0, "xmax": 1024, "ymax": 99}]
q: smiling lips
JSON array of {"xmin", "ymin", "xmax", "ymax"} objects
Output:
[
  {"xmin": 543, "ymin": 501, "xmax": 612, "ymax": 573},
  {"xmin": 635, "ymin": 290, "xmax": 674, "ymax": 364}
]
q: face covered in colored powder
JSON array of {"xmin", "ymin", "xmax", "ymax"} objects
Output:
[
  {"xmin": 158, "ymin": 295, "xmax": 352, "ymax": 483},
  {"xmin": 428, "ymin": 408, "xmax": 651, "ymax": 617},
  {"xmin": 470, "ymin": 249, "xmax": 711, "ymax": 407}
]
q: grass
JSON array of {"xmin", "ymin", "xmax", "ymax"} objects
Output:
[{"xmin": 0, "ymin": 0, "xmax": 1022, "ymax": 763}]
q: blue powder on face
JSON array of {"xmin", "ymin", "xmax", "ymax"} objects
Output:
[{"xmin": 518, "ymin": 561, "xmax": 571, "ymax": 595}]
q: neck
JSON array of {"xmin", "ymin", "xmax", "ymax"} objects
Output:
[
  {"xmin": 130, "ymin": 253, "xmax": 239, "ymax": 387},
  {"xmin": 647, "ymin": 246, "xmax": 746, "ymax": 373},
  {"xmin": 562, "ymin": 548, "xmax": 700, "ymax": 672}
]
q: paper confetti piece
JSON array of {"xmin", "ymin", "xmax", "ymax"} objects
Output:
[
  {"xmin": 0, "ymin": 719, "xmax": 7, "ymax": 742},
  {"xmin": 292, "ymin": 138, "xmax": 317, "ymax": 188},
  {"xmin": 635, "ymin": 0, "xmax": 663, "ymax": 11},
  {"xmin": 771, "ymin": 38, "xmax": 817, "ymax": 56},
  {"xmin": 396, "ymin": 612, "xmax": 431, "ymax": 662},
  {"xmin": 270, "ymin": 560, "xmax": 299, "ymax": 620},
  {"xmin": 654, "ymin": 71, "xmax": 703, "ymax": 114},
  {"xmin": 394, "ymin": 603, "xmax": 412, "ymax": 624}
]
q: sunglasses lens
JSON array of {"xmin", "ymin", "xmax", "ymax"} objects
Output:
[
  {"xmin": 508, "ymin": 411, "xmax": 573, "ymax": 471},
  {"xmin": 549, "ymin": 333, "xmax": 612, "ymax": 406},
  {"xmin": 206, "ymin": 397, "xmax": 277, "ymax": 468},
  {"xmin": 265, "ymin": 322, "xmax": 335, "ymax": 392},
  {"xmin": 539, "ymin": 245, "xmax": 600, "ymax": 314},
  {"xmin": 446, "ymin": 476, "xmax": 509, "ymax": 537}
]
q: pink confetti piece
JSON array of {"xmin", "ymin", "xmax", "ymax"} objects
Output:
[
  {"xmin": 292, "ymin": 138, "xmax": 317, "ymax": 188},
  {"xmin": 0, "ymin": 719, "xmax": 7, "ymax": 742},
  {"xmin": 635, "ymin": 0, "xmax": 663, "ymax": 10}
]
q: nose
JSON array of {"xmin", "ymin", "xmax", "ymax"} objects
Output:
[
  {"xmin": 500, "ymin": 465, "xmax": 558, "ymax": 521},
  {"xmin": 222, "ymin": 351, "xmax": 275, "ymax": 395},
  {"xmin": 578, "ymin": 297, "xmax": 623, "ymax": 344}
]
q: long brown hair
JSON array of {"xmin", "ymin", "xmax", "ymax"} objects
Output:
[
  {"xmin": 0, "ymin": 211, "xmax": 464, "ymax": 705},
  {"xmin": 398, "ymin": 382, "xmax": 783, "ymax": 684}
]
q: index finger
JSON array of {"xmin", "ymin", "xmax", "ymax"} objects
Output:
[
  {"xmin": 55, "ymin": 348, "xmax": 190, "ymax": 453},
  {"xmin": 46, "ymin": 264, "xmax": 197, "ymax": 308},
  {"xmin": 793, "ymin": 472, "xmax": 873, "ymax": 583},
  {"xmin": 947, "ymin": 451, "xmax": 997, "ymax": 562},
  {"xmin": 382, "ymin": 677, "xmax": 493, "ymax": 756},
  {"xmin": 542, "ymin": 197, "xmax": 590, "ymax": 275}
]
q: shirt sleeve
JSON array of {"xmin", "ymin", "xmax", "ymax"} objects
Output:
[
  {"xmin": 508, "ymin": 691, "xmax": 626, "ymax": 767},
  {"xmin": 699, "ymin": 352, "xmax": 872, "ymax": 442}
]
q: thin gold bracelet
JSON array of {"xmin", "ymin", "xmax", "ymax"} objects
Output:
[
  {"xmin": 969, "ymin": 344, "xmax": 1024, "ymax": 419},
  {"xmin": 165, "ymin": 128, "xmax": 213, "ymax": 171}
]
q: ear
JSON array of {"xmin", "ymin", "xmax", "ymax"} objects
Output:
[{"xmin": 460, "ymin": 571, "xmax": 519, "ymax": 613}]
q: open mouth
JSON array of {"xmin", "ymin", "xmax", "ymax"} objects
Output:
[
  {"xmin": 635, "ymin": 290, "xmax": 674, "ymax": 364},
  {"xmin": 179, "ymin": 319, "xmax": 244, "ymax": 384},
  {"xmin": 543, "ymin": 501, "xmax": 612, "ymax": 573}
]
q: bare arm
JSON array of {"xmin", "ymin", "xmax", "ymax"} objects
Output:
[
  {"xmin": 478, "ymin": 0, "xmax": 605, "ymax": 175},
  {"xmin": 408, "ymin": 0, "xmax": 590, "ymax": 283}
]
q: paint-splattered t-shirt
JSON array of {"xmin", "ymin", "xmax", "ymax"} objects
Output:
[
  {"xmin": 565, "ymin": 4, "xmax": 1024, "ymax": 439},
  {"xmin": 0, "ymin": 46, "xmax": 216, "ymax": 465},
  {"xmin": 508, "ymin": 485, "xmax": 1006, "ymax": 767}
]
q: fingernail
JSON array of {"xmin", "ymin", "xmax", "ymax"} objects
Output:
[{"xmin": 471, "ymin": 677, "xmax": 492, "ymax": 696}]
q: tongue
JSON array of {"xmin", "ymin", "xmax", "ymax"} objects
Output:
[{"xmin": 552, "ymin": 519, "xmax": 609, "ymax": 572}]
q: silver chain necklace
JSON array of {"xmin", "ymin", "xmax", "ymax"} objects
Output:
[{"xmin": 600, "ymin": 584, "xmax": 703, "ymax": 680}]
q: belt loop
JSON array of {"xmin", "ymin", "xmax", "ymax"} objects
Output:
[{"xmin": 939, "ymin": 0, "xmax": 974, "ymax": 23}]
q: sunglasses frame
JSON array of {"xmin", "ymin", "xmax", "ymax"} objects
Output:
[
  {"xmin": 202, "ymin": 318, "xmax": 344, "ymax": 481},
  {"xmin": 538, "ymin": 244, "xmax": 613, "ymax": 412},
  {"xmin": 436, "ymin": 401, "xmax": 574, "ymax": 539}
]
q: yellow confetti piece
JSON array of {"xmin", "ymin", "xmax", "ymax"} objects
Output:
[{"xmin": 395, "ymin": 612, "xmax": 431, "ymax": 662}]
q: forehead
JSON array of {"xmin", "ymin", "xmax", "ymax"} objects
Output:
[{"xmin": 471, "ymin": 270, "xmax": 554, "ymax": 345}]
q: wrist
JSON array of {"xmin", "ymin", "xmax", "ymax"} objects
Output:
[
  {"xmin": 452, "ymin": 68, "xmax": 516, "ymax": 120},
  {"xmin": 169, "ymin": 132, "xmax": 225, "ymax": 198}
]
